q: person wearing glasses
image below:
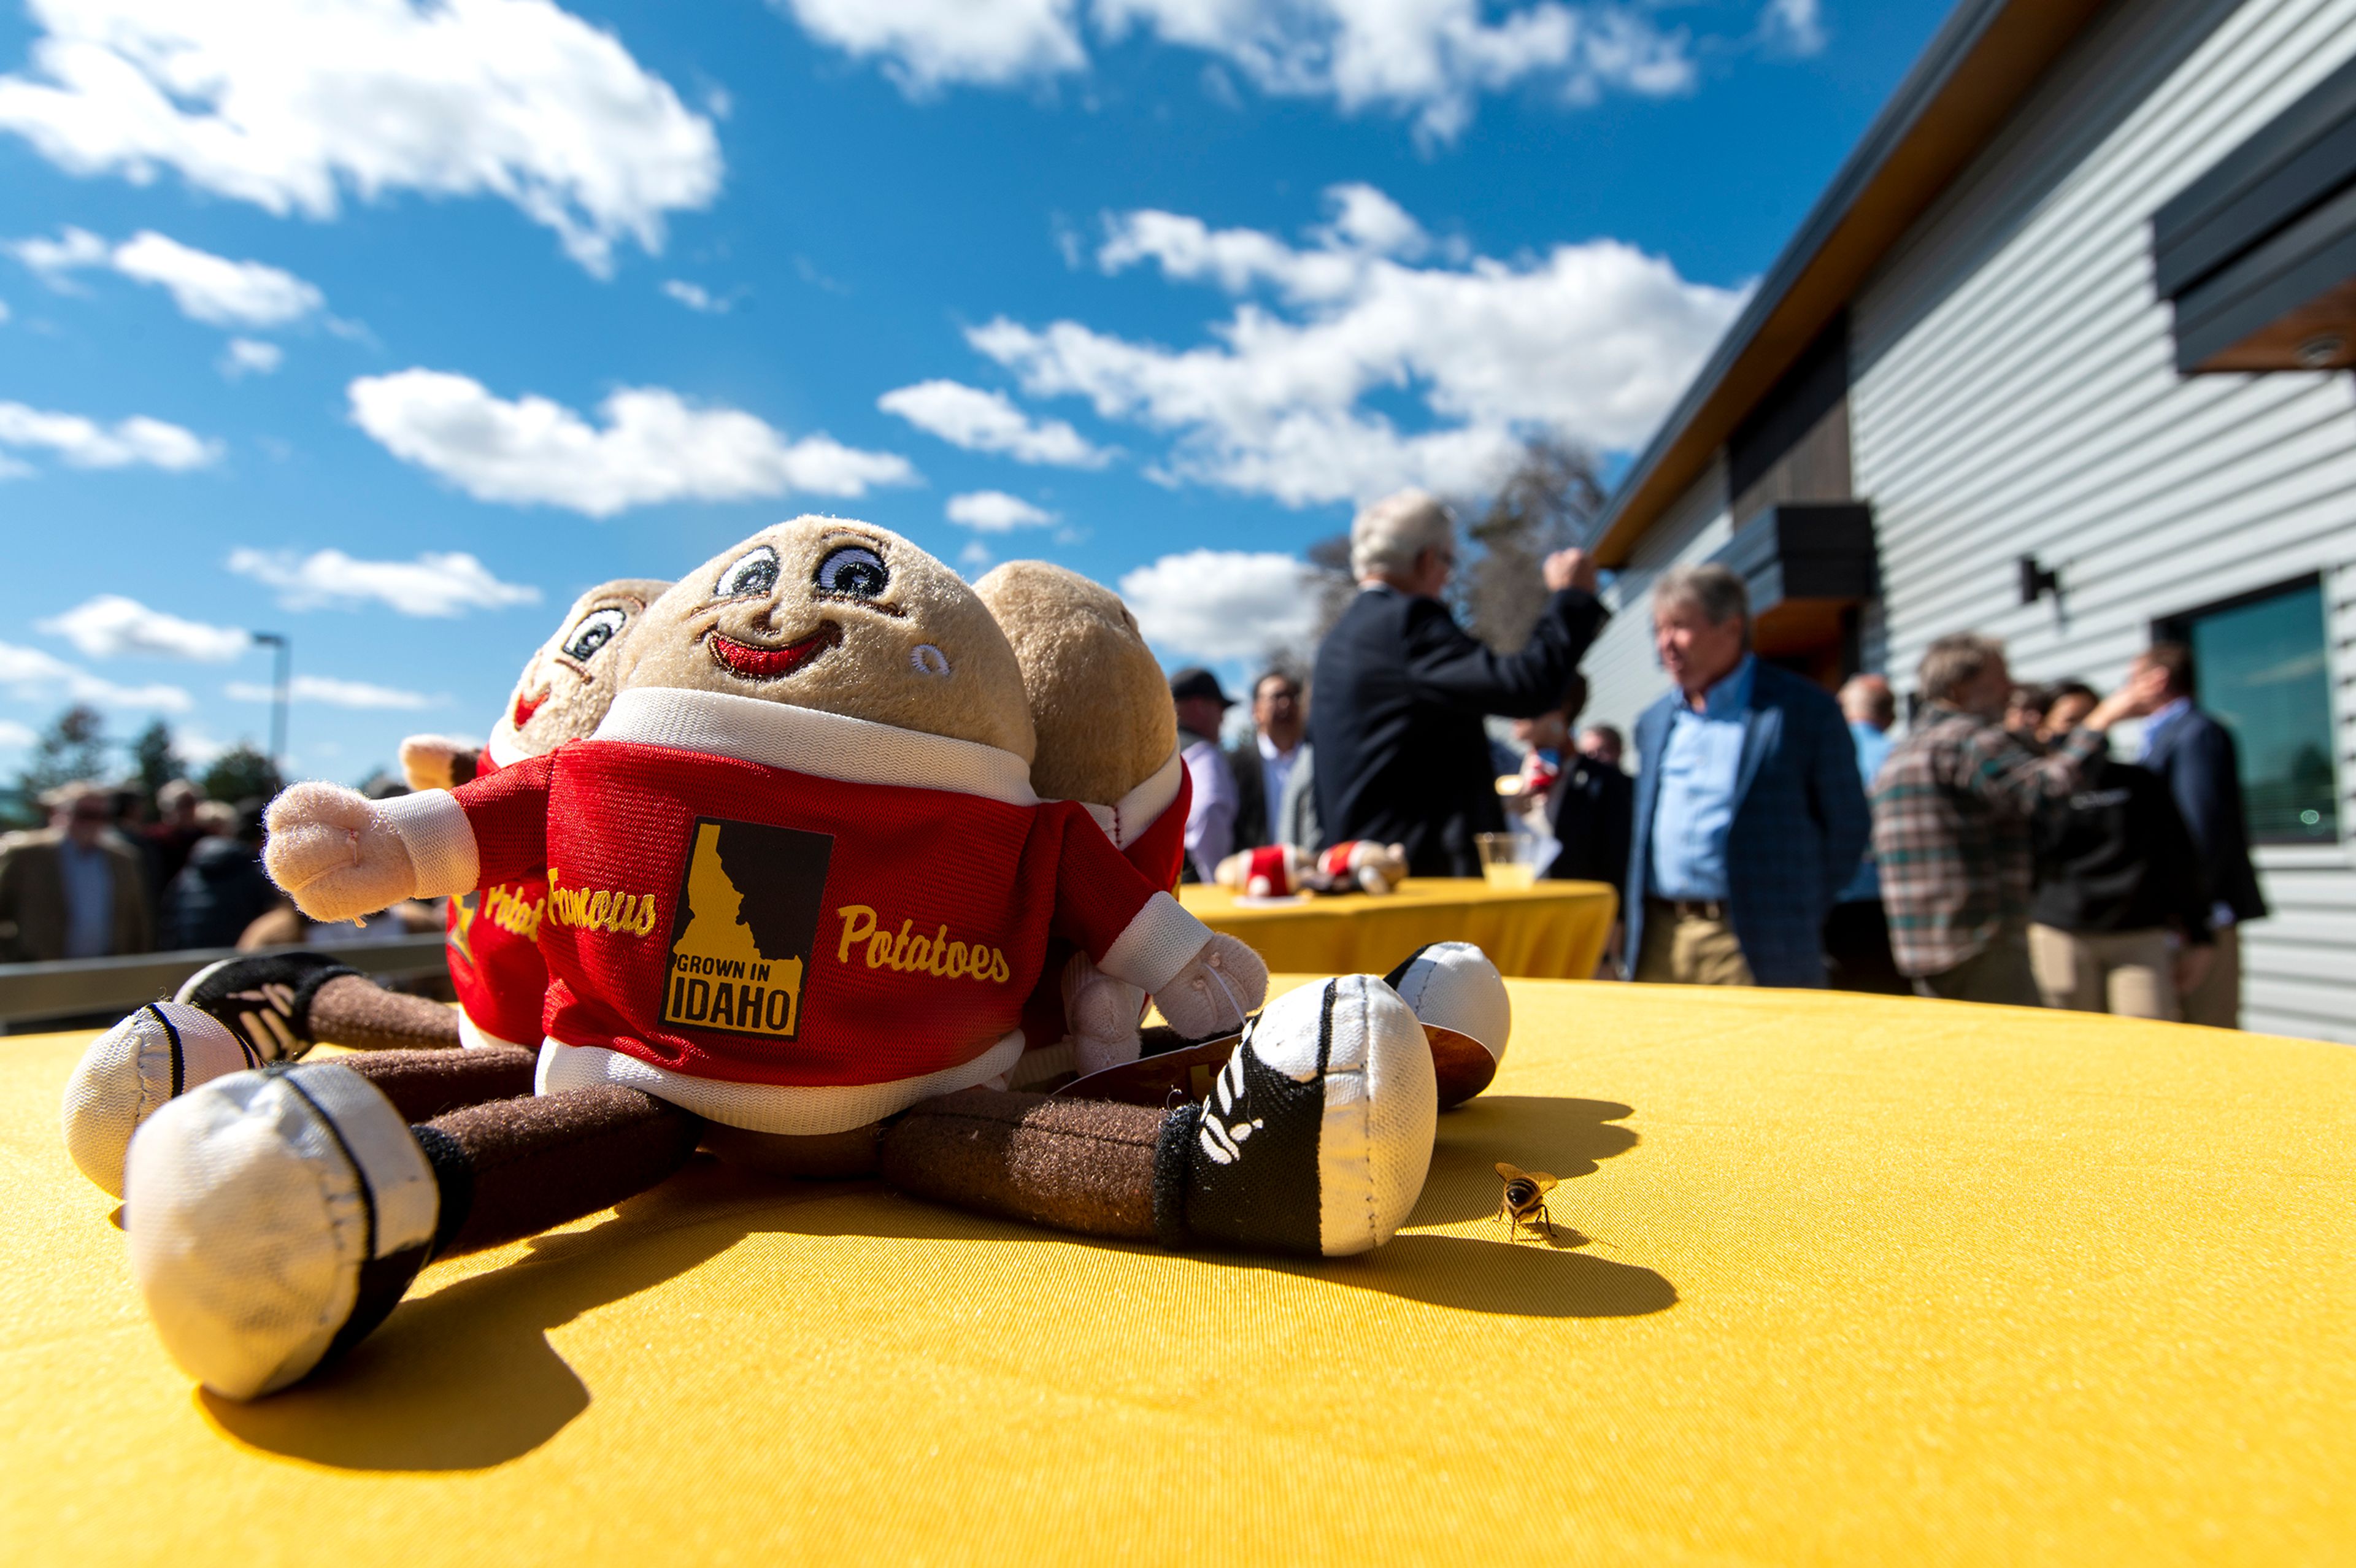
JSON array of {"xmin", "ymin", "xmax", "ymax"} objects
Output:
[{"xmin": 0, "ymin": 780, "xmax": 155, "ymax": 961}]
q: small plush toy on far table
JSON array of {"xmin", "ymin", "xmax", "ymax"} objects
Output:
[{"xmin": 1213, "ymin": 839, "xmax": 1408, "ymax": 898}]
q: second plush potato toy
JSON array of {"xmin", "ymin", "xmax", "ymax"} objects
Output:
[{"xmin": 121, "ymin": 518, "xmax": 1439, "ymax": 1402}]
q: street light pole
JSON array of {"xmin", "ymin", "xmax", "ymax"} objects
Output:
[{"xmin": 250, "ymin": 632, "xmax": 290, "ymax": 778}]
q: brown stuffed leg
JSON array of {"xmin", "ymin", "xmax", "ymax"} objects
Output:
[
  {"xmin": 304, "ymin": 974, "xmax": 464, "ymax": 1052},
  {"xmin": 880, "ymin": 1089, "xmax": 1179, "ymax": 1245},
  {"xmin": 414, "ymin": 1086, "xmax": 705, "ymax": 1258},
  {"xmin": 337, "ymin": 1043, "xmax": 539, "ymax": 1121}
]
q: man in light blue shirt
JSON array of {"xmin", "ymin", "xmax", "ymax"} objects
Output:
[
  {"xmin": 1625, "ymin": 564, "xmax": 1870, "ymax": 988},
  {"xmin": 1647, "ymin": 654, "xmax": 1754, "ymax": 903}
]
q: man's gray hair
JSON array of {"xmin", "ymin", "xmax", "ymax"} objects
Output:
[
  {"xmin": 1917, "ymin": 632, "xmax": 2007, "ymax": 703},
  {"xmin": 1350, "ymin": 489, "xmax": 1456, "ymax": 579},
  {"xmin": 1652, "ymin": 563, "xmax": 1750, "ymax": 632}
]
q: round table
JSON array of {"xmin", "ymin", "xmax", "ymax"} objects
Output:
[
  {"xmin": 4, "ymin": 981, "xmax": 2350, "ymax": 1562},
  {"xmin": 1182, "ymin": 876, "xmax": 1618, "ymax": 979}
]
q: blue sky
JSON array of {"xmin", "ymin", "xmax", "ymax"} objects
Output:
[{"xmin": 0, "ymin": 0, "xmax": 1949, "ymax": 783}]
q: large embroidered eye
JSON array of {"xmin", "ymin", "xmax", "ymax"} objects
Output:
[
  {"xmin": 815, "ymin": 544, "xmax": 888, "ymax": 600},
  {"xmin": 561, "ymin": 607, "xmax": 626, "ymax": 661},
  {"xmin": 715, "ymin": 545, "xmax": 780, "ymax": 599}
]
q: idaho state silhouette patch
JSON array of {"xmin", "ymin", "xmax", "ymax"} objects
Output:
[{"xmin": 663, "ymin": 817, "xmax": 834, "ymax": 1040}]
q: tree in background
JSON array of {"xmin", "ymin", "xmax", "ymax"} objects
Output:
[
  {"xmin": 1455, "ymin": 437, "xmax": 1604, "ymax": 654},
  {"xmin": 129, "ymin": 719, "xmax": 185, "ymax": 810},
  {"xmin": 200, "ymin": 743, "xmax": 282, "ymax": 805},
  {"xmin": 15, "ymin": 705, "xmax": 111, "ymax": 804}
]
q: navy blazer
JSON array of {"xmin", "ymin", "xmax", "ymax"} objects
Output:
[
  {"xmin": 1625, "ymin": 660, "xmax": 1869, "ymax": 987},
  {"xmin": 2142, "ymin": 707, "xmax": 2268, "ymax": 923},
  {"xmin": 1311, "ymin": 583, "xmax": 1607, "ymax": 877}
]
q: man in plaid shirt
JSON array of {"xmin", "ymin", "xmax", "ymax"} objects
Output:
[{"xmin": 1873, "ymin": 634, "xmax": 2158, "ymax": 1004}]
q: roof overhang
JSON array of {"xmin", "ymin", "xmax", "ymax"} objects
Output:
[{"xmin": 1590, "ymin": 0, "xmax": 2114, "ymax": 566}]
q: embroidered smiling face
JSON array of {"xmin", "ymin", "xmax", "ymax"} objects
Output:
[
  {"xmin": 620, "ymin": 518, "xmax": 1036, "ymax": 761},
  {"xmin": 490, "ymin": 578, "xmax": 671, "ymax": 759}
]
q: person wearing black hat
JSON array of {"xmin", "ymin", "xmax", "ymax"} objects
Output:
[{"xmin": 1170, "ymin": 666, "xmax": 1239, "ymax": 882}]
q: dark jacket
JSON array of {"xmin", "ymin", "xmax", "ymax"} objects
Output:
[
  {"xmin": 2031, "ymin": 756, "xmax": 2212, "ymax": 939},
  {"xmin": 2142, "ymin": 707, "xmax": 2268, "ymax": 923},
  {"xmin": 164, "ymin": 836, "xmax": 282, "ymax": 950},
  {"xmin": 1544, "ymin": 755, "xmax": 1633, "ymax": 887},
  {"xmin": 1626, "ymin": 661, "xmax": 1869, "ymax": 988},
  {"xmin": 1228, "ymin": 742, "xmax": 1268, "ymax": 852},
  {"xmin": 1309, "ymin": 583, "xmax": 1608, "ymax": 878}
]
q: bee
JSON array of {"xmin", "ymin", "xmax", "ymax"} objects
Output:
[{"xmin": 1495, "ymin": 1162, "xmax": 1560, "ymax": 1241}]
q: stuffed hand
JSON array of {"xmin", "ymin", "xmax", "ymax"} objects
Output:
[
  {"xmin": 1155, "ymin": 932, "xmax": 1268, "ymax": 1039},
  {"xmin": 398, "ymin": 734, "xmax": 479, "ymax": 793},
  {"xmin": 1063, "ymin": 954, "xmax": 1147, "ymax": 1077},
  {"xmin": 262, "ymin": 783, "xmax": 420, "ymax": 923}
]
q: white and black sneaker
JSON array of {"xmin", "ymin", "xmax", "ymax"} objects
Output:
[
  {"xmin": 123, "ymin": 1061, "xmax": 453, "ymax": 1400},
  {"xmin": 175, "ymin": 950, "xmax": 360, "ymax": 1062},
  {"xmin": 1384, "ymin": 942, "xmax": 1512, "ymax": 1110},
  {"xmin": 63, "ymin": 1002, "xmax": 268, "ymax": 1197},
  {"xmin": 1155, "ymin": 974, "xmax": 1437, "ymax": 1258}
]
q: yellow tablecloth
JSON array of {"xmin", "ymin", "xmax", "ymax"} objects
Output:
[
  {"xmin": 1182, "ymin": 876, "xmax": 1616, "ymax": 978},
  {"xmin": 6, "ymin": 983, "xmax": 2354, "ymax": 1564}
]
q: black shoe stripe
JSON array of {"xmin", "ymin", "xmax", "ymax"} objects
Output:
[
  {"xmin": 271, "ymin": 1067, "xmax": 377, "ymax": 1265},
  {"xmin": 145, "ymin": 1004, "xmax": 185, "ymax": 1099},
  {"xmin": 1381, "ymin": 945, "xmax": 1437, "ymax": 991},
  {"xmin": 1316, "ymin": 980, "xmax": 1336, "ymax": 1078}
]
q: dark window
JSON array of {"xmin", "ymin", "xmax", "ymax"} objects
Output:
[{"xmin": 2158, "ymin": 578, "xmax": 2339, "ymax": 844}]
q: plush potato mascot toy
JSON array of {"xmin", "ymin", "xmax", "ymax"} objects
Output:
[
  {"xmin": 120, "ymin": 520, "xmax": 1438, "ymax": 1401},
  {"xmin": 974, "ymin": 561, "xmax": 1190, "ymax": 1088},
  {"xmin": 1215, "ymin": 840, "xmax": 1409, "ymax": 898},
  {"xmin": 58, "ymin": 582, "xmax": 666, "ymax": 1198}
]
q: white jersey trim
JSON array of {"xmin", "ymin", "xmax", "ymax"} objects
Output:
[
  {"xmin": 456, "ymin": 1010, "xmax": 532, "ymax": 1053},
  {"xmin": 534, "ymin": 1029, "xmax": 1028, "ymax": 1136},
  {"xmin": 596, "ymin": 688, "xmax": 1037, "ymax": 809},
  {"xmin": 1074, "ymin": 748, "xmax": 1183, "ymax": 850}
]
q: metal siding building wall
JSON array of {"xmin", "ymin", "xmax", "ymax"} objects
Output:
[
  {"xmin": 1582, "ymin": 456, "xmax": 1732, "ymax": 739},
  {"xmin": 1849, "ymin": 0, "xmax": 2356, "ymax": 1041}
]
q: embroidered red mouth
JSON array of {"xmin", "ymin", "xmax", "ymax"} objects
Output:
[
  {"xmin": 707, "ymin": 623, "xmax": 842, "ymax": 680},
  {"xmin": 512, "ymin": 686, "xmax": 549, "ymax": 728}
]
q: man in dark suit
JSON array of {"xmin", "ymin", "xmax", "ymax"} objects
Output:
[
  {"xmin": 1227, "ymin": 671, "xmax": 1306, "ymax": 852},
  {"xmin": 0, "ymin": 781, "xmax": 155, "ymax": 961},
  {"xmin": 2132, "ymin": 641, "xmax": 2267, "ymax": 1028},
  {"xmin": 1309, "ymin": 490, "xmax": 1605, "ymax": 878},
  {"xmin": 1625, "ymin": 564, "xmax": 1869, "ymax": 988}
]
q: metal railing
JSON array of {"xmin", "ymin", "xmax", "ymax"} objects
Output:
[{"xmin": 0, "ymin": 936, "xmax": 448, "ymax": 1033}]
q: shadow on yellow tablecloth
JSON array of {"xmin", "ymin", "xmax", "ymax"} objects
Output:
[
  {"xmin": 1182, "ymin": 876, "xmax": 1615, "ymax": 978},
  {"xmin": 5, "ymin": 980, "xmax": 2354, "ymax": 1563}
]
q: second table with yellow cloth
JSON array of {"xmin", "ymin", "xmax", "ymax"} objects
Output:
[
  {"xmin": 6, "ymin": 979, "xmax": 2352, "ymax": 1563},
  {"xmin": 1181, "ymin": 875, "xmax": 1617, "ymax": 978}
]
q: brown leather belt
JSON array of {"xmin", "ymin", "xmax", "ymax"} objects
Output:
[{"xmin": 1648, "ymin": 896, "xmax": 1728, "ymax": 921}]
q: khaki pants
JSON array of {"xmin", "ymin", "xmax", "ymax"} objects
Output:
[
  {"xmin": 2027, "ymin": 924, "xmax": 2178, "ymax": 1020},
  {"xmin": 1636, "ymin": 901, "xmax": 1754, "ymax": 986},
  {"xmin": 2181, "ymin": 924, "xmax": 2242, "ymax": 1029},
  {"xmin": 1913, "ymin": 926, "xmax": 2041, "ymax": 1007}
]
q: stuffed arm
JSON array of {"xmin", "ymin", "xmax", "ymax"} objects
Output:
[
  {"xmin": 263, "ymin": 773, "xmax": 508, "ymax": 923},
  {"xmin": 398, "ymin": 734, "xmax": 483, "ymax": 793}
]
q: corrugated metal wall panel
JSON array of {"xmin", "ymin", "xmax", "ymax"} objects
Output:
[
  {"xmin": 1850, "ymin": 0, "xmax": 2356, "ymax": 1040},
  {"xmin": 1581, "ymin": 456, "xmax": 1732, "ymax": 738}
]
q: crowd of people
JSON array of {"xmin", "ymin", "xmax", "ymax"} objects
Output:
[
  {"xmin": 1177, "ymin": 489, "xmax": 2267, "ymax": 1028},
  {"xmin": 0, "ymin": 777, "xmax": 438, "ymax": 963}
]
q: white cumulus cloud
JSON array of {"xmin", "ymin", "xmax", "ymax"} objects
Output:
[
  {"xmin": 1761, "ymin": 0, "xmax": 1825, "ymax": 54},
  {"xmin": 12, "ymin": 226, "xmax": 327, "ymax": 326},
  {"xmin": 228, "ymin": 674, "xmax": 435, "ymax": 710},
  {"xmin": 959, "ymin": 182, "xmax": 1741, "ymax": 506},
  {"xmin": 0, "ymin": 0, "xmax": 723, "ymax": 275},
  {"xmin": 226, "ymin": 546, "xmax": 541, "ymax": 618},
  {"xmin": 221, "ymin": 338, "xmax": 284, "ymax": 378},
  {"xmin": 661, "ymin": 279, "xmax": 730, "ymax": 312},
  {"xmin": 0, "ymin": 639, "xmax": 190, "ymax": 709},
  {"xmin": 0, "ymin": 400, "xmax": 220, "ymax": 471},
  {"xmin": 945, "ymin": 490, "xmax": 1055, "ymax": 531},
  {"xmin": 38, "ymin": 594, "xmax": 250, "ymax": 661},
  {"xmin": 877, "ymin": 379, "xmax": 1112, "ymax": 467},
  {"xmin": 1118, "ymin": 548, "xmax": 1319, "ymax": 663},
  {"xmin": 782, "ymin": 0, "xmax": 1708, "ymax": 139},
  {"xmin": 350, "ymin": 369, "xmax": 918, "ymax": 516},
  {"xmin": 0, "ymin": 718, "xmax": 37, "ymax": 750},
  {"xmin": 777, "ymin": 0, "xmax": 1085, "ymax": 90}
]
